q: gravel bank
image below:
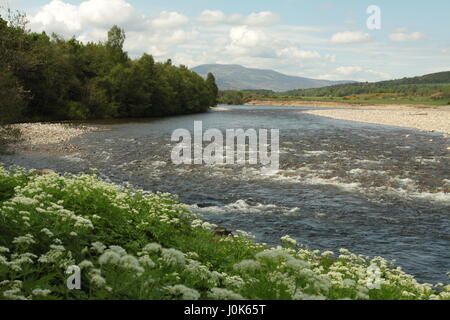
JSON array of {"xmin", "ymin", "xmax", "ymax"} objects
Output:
[
  {"xmin": 302, "ymin": 106, "xmax": 450, "ymax": 135},
  {"xmin": 11, "ymin": 123, "xmax": 98, "ymax": 154},
  {"xmin": 246, "ymin": 100, "xmax": 450, "ymax": 135}
]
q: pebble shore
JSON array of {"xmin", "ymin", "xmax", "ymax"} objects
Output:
[
  {"xmin": 11, "ymin": 123, "xmax": 97, "ymax": 153},
  {"xmin": 302, "ymin": 106, "xmax": 450, "ymax": 136},
  {"xmin": 246, "ymin": 100, "xmax": 450, "ymax": 136}
]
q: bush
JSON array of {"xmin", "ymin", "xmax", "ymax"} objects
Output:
[{"xmin": 0, "ymin": 166, "xmax": 449, "ymax": 300}]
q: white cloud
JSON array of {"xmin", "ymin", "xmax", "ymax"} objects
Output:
[
  {"xmin": 320, "ymin": 66, "xmax": 391, "ymax": 82},
  {"xmin": 79, "ymin": 0, "xmax": 143, "ymax": 29},
  {"xmin": 150, "ymin": 11, "xmax": 189, "ymax": 29},
  {"xmin": 389, "ymin": 29, "xmax": 425, "ymax": 42},
  {"xmin": 245, "ymin": 11, "xmax": 280, "ymax": 25},
  {"xmin": 226, "ymin": 25, "xmax": 273, "ymax": 57},
  {"xmin": 197, "ymin": 10, "xmax": 241, "ymax": 24},
  {"xmin": 197, "ymin": 10, "xmax": 279, "ymax": 26},
  {"xmin": 30, "ymin": 0, "xmax": 81, "ymax": 35},
  {"xmin": 330, "ymin": 31, "xmax": 372, "ymax": 44},
  {"xmin": 277, "ymin": 47, "xmax": 335, "ymax": 63},
  {"xmin": 197, "ymin": 10, "xmax": 225, "ymax": 23}
]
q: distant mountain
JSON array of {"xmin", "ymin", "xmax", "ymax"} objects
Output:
[{"xmin": 191, "ymin": 64, "xmax": 355, "ymax": 91}]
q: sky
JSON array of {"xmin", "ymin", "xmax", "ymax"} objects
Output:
[{"xmin": 3, "ymin": 0, "xmax": 450, "ymax": 82}]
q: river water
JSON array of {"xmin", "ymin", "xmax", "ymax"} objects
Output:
[{"xmin": 2, "ymin": 105, "xmax": 449, "ymax": 284}]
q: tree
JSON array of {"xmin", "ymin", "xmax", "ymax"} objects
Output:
[
  {"xmin": 107, "ymin": 25, "xmax": 125, "ymax": 49},
  {"xmin": 106, "ymin": 25, "xmax": 128, "ymax": 65},
  {"xmin": 206, "ymin": 73, "xmax": 218, "ymax": 107}
]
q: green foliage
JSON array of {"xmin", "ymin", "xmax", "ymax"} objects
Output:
[
  {"xmin": 281, "ymin": 73, "xmax": 450, "ymax": 102},
  {"xmin": 0, "ymin": 14, "xmax": 218, "ymax": 122},
  {"xmin": 0, "ymin": 166, "xmax": 449, "ymax": 300},
  {"xmin": 219, "ymin": 73, "xmax": 450, "ymax": 106},
  {"xmin": 218, "ymin": 90, "xmax": 247, "ymax": 105}
]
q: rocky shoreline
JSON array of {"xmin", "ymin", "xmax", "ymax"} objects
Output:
[
  {"xmin": 10, "ymin": 122, "xmax": 98, "ymax": 154},
  {"xmin": 246, "ymin": 100, "xmax": 450, "ymax": 136}
]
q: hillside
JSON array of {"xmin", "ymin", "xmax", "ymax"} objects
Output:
[
  {"xmin": 283, "ymin": 71, "xmax": 450, "ymax": 97},
  {"xmin": 191, "ymin": 64, "xmax": 355, "ymax": 91}
]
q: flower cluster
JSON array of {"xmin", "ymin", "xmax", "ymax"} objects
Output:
[{"xmin": 0, "ymin": 166, "xmax": 448, "ymax": 300}]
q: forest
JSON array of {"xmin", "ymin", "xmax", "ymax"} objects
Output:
[{"xmin": 0, "ymin": 10, "xmax": 218, "ymax": 126}]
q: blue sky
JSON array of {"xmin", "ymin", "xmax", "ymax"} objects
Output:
[{"xmin": 5, "ymin": 0, "xmax": 450, "ymax": 81}]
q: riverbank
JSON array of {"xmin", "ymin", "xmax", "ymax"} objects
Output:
[
  {"xmin": 246, "ymin": 100, "xmax": 450, "ymax": 135},
  {"xmin": 1, "ymin": 166, "xmax": 449, "ymax": 300},
  {"xmin": 10, "ymin": 123, "xmax": 99, "ymax": 154}
]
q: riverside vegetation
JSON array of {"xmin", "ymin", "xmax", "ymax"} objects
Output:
[
  {"xmin": 0, "ymin": 166, "xmax": 449, "ymax": 300},
  {"xmin": 0, "ymin": 9, "xmax": 218, "ymax": 150},
  {"xmin": 219, "ymin": 72, "xmax": 450, "ymax": 106}
]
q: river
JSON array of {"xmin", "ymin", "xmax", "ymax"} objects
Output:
[{"xmin": 1, "ymin": 105, "xmax": 449, "ymax": 284}]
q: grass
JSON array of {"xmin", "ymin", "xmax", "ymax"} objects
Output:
[{"xmin": 0, "ymin": 165, "xmax": 449, "ymax": 300}]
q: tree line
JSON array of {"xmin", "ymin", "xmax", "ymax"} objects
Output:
[
  {"xmin": 0, "ymin": 10, "xmax": 218, "ymax": 125},
  {"xmin": 282, "ymin": 72, "xmax": 450, "ymax": 98},
  {"xmin": 218, "ymin": 71, "xmax": 450, "ymax": 105}
]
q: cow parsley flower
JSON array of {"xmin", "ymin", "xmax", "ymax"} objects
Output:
[
  {"xmin": 161, "ymin": 248, "xmax": 185, "ymax": 267},
  {"xmin": 91, "ymin": 274, "xmax": 106, "ymax": 287},
  {"xmin": 281, "ymin": 235, "xmax": 297, "ymax": 246},
  {"xmin": 208, "ymin": 288, "xmax": 244, "ymax": 300},
  {"xmin": 108, "ymin": 245, "xmax": 127, "ymax": 257},
  {"xmin": 165, "ymin": 285, "xmax": 200, "ymax": 300},
  {"xmin": 142, "ymin": 243, "xmax": 162, "ymax": 254},
  {"xmin": 3, "ymin": 288, "xmax": 27, "ymax": 300},
  {"xmin": 233, "ymin": 259, "xmax": 261, "ymax": 273},
  {"xmin": 139, "ymin": 255, "xmax": 156, "ymax": 269},
  {"xmin": 12, "ymin": 234, "xmax": 35, "ymax": 245},
  {"xmin": 98, "ymin": 250, "xmax": 121, "ymax": 265},
  {"xmin": 120, "ymin": 255, "xmax": 144, "ymax": 274},
  {"xmin": 0, "ymin": 247, "xmax": 10, "ymax": 254},
  {"xmin": 91, "ymin": 242, "xmax": 106, "ymax": 254},
  {"xmin": 285, "ymin": 259, "xmax": 310, "ymax": 271},
  {"xmin": 79, "ymin": 260, "xmax": 94, "ymax": 269},
  {"xmin": 40, "ymin": 228, "xmax": 54, "ymax": 237},
  {"xmin": 32, "ymin": 289, "xmax": 51, "ymax": 297}
]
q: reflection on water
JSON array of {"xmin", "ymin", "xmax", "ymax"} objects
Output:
[{"xmin": 1, "ymin": 105, "xmax": 449, "ymax": 283}]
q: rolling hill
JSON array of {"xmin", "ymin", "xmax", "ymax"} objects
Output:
[{"xmin": 191, "ymin": 64, "xmax": 355, "ymax": 92}]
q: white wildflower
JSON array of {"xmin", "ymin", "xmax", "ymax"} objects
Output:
[
  {"xmin": 91, "ymin": 242, "xmax": 106, "ymax": 254},
  {"xmin": 281, "ymin": 235, "xmax": 297, "ymax": 246},
  {"xmin": 142, "ymin": 243, "xmax": 162, "ymax": 254},
  {"xmin": 165, "ymin": 285, "xmax": 200, "ymax": 300},
  {"xmin": 285, "ymin": 259, "xmax": 310, "ymax": 271},
  {"xmin": 161, "ymin": 248, "xmax": 185, "ymax": 267},
  {"xmin": 98, "ymin": 250, "xmax": 121, "ymax": 265},
  {"xmin": 108, "ymin": 245, "xmax": 127, "ymax": 256},
  {"xmin": 120, "ymin": 255, "xmax": 144, "ymax": 274},
  {"xmin": 79, "ymin": 260, "xmax": 94, "ymax": 269},
  {"xmin": 3, "ymin": 288, "xmax": 27, "ymax": 300},
  {"xmin": 40, "ymin": 228, "xmax": 54, "ymax": 237},
  {"xmin": 32, "ymin": 289, "xmax": 51, "ymax": 297},
  {"xmin": 208, "ymin": 288, "xmax": 244, "ymax": 300},
  {"xmin": 91, "ymin": 274, "xmax": 106, "ymax": 287},
  {"xmin": 233, "ymin": 259, "xmax": 261, "ymax": 273},
  {"xmin": 139, "ymin": 255, "xmax": 156, "ymax": 269},
  {"xmin": 255, "ymin": 248, "xmax": 293, "ymax": 263},
  {"xmin": 0, "ymin": 247, "xmax": 10, "ymax": 254},
  {"xmin": 12, "ymin": 234, "xmax": 35, "ymax": 245}
]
